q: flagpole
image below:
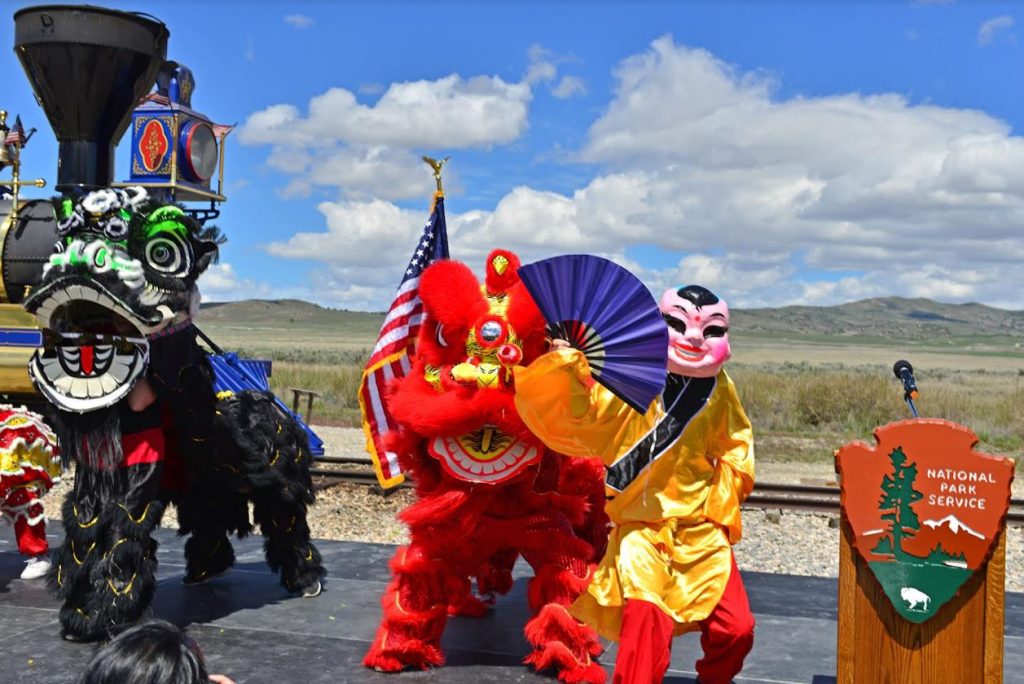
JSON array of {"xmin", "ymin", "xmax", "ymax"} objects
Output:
[
  {"xmin": 359, "ymin": 158, "xmax": 452, "ymax": 489},
  {"xmin": 1, "ymin": 113, "xmax": 46, "ymax": 219},
  {"xmin": 422, "ymin": 155, "xmax": 450, "ymax": 259},
  {"xmin": 422, "ymin": 155, "xmax": 449, "ymax": 202}
]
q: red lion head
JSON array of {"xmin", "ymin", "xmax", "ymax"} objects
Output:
[{"xmin": 386, "ymin": 249, "xmax": 550, "ymax": 484}]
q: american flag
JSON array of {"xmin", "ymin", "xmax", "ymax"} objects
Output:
[
  {"xmin": 359, "ymin": 193, "xmax": 449, "ymax": 488},
  {"xmin": 3, "ymin": 116, "xmax": 25, "ymax": 147},
  {"xmin": 211, "ymin": 123, "xmax": 235, "ymax": 140}
]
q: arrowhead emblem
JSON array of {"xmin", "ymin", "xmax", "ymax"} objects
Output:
[{"xmin": 836, "ymin": 419, "xmax": 1014, "ymax": 623}]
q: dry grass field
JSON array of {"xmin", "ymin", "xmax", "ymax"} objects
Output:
[{"xmin": 197, "ymin": 299, "xmax": 1023, "ymax": 470}]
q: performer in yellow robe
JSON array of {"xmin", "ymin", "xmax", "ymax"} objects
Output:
[{"xmin": 515, "ymin": 284, "xmax": 755, "ymax": 684}]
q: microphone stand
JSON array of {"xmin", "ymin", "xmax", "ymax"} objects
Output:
[
  {"xmin": 903, "ymin": 390, "xmax": 919, "ymax": 418},
  {"xmin": 893, "ymin": 359, "xmax": 919, "ymax": 418}
]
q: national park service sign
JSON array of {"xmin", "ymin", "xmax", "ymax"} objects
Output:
[{"xmin": 835, "ymin": 419, "xmax": 1015, "ymax": 623}]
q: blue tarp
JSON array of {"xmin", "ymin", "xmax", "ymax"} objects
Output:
[{"xmin": 207, "ymin": 352, "xmax": 325, "ymax": 457}]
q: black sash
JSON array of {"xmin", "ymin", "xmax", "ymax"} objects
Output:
[{"xmin": 605, "ymin": 374, "xmax": 717, "ymax": 493}]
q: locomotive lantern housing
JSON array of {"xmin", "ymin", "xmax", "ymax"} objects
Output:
[{"xmin": 118, "ymin": 61, "xmax": 229, "ymax": 203}]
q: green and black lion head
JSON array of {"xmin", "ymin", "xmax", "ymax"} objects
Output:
[{"xmin": 23, "ymin": 187, "xmax": 219, "ymax": 412}]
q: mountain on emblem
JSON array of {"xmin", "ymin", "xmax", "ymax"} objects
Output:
[
  {"xmin": 922, "ymin": 514, "xmax": 984, "ymax": 539},
  {"xmin": 836, "ymin": 418, "xmax": 1014, "ymax": 623}
]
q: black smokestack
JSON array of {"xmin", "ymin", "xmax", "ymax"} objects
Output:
[{"xmin": 14, "ymin": 5, "xmax": 169, "ymax": 193}]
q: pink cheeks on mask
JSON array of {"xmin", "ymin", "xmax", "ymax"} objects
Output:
[{"xmin": 659, "ymin": 287, "xmax": 732, "ymax": 378}]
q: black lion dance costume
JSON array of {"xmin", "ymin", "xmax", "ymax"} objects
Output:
[{"xmin": 22, "ymin": 187, "xmax": 324, "ymax": 641}]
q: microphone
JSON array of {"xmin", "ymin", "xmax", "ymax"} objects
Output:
[{"xmin": 893, "ymin": 359, "xmax": 919, "ymax": 401}]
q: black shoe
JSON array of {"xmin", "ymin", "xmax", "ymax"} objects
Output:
[
  {"xmin": 61, "ymin": 630, "xmax": 97, "ymax": 643},
  {"xmin": 182, "ymin": 567, "xmax": 230, "ymax": 586}
]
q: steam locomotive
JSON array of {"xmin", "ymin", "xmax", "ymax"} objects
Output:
[{"xmin": 0, "ymin": 4, "xmax": 229, "ymax": 408}]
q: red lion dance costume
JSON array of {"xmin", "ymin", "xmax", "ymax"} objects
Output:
[
  {"xmin": 0, "ymin": 405, "xmax": 60, "ymax": 579},
  {"xmin": 364, "ymin": 250, "xmax": 610, "ymax": 682}
]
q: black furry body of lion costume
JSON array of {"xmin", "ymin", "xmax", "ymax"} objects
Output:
[{"xmin": 22, "ymin": 187, "xmax": 324, "ymax": 641}]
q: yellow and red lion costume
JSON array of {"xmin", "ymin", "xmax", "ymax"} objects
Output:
[{"xmin": 364, "ymin": 250, "xmax": 609, "ymax": 682}]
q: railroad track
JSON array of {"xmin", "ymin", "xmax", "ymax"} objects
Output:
[{"xmin": 311, "ymin": 457, "xmax": 1024, "ymax": 526}]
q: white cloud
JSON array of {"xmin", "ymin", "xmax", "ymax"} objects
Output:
[
  {"xmin": 266, "ymin": 200, "xmax": 428, "ymax": 267},
  {"xmin": 978, "ymin": 15, "xmax": 1015, "ymax": 46},
  {"xmin": 261, "ymin": 144, "xmax": 433, "ymax": 201},
  {"xmin": 239, "ymin": 77, "xmax": 531, "ymax": 149},
  {"xmin": 265, "ymin": 146, "xmax": 312, "ymax": 175},
  {"xmin": 304, "ymin": 147, "xmax": 436, "ymax": 201},
  {"xmin": 228, "ymin": 178, "xmax": 249, "ymax": 193},
  {"xmin": 552, "ymin": 75, "xmax": 586, "ymax": 99},
  {"xmin": 525, "ymin": 44, "xmax": 558, "ymax": 84},
  {"xmin": 199, "ymin": 263, "xmax": 274, "ymax": 301},
  {"xmin": 239, "ymin": 66, "xmax": 535, "ymax": 201},
  {"xmin": 244, "ymin": 35, "xmax": 255, "ymax": 62},
  {"xmin": 284, "ymin": 14, "xmax": 314, "ymax": 29},
  {"xmin": 525, "ymin": 44, "xmax": 586, "ymax": 99},
  {"xmin": 262, "ymin": 200, "xmax": 448, "ymax": 309},
  {"xmin": 569, "ymin": 37, "xmax": 1023, "ymax": 290},
  {"xmin": 252, "ymin": 35, "xmax": 1024, "ymax": 311},
  {"xmin": 239, "ymin": 44, "xmax": 584, "ymax": 203}
]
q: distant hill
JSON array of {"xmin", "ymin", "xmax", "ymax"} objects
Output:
[
  {"xmin": 733, "ymin": 297, "xmax": 1024, "ymax": 341},
  {"xmin": 200, "ymin": 299, "xmax": 382, "ymax": 327},
  {"xmin": 200, "ymin": 299, "xmax": 384, "ymax": 338},
  {"xmin": 200, "ymin": 297, "xmax": 1024, "ymax": 343}
]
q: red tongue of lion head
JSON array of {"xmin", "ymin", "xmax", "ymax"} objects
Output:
[{"xmin": 393, "ymin": 249, "xmax": 549, "ymax": 483}]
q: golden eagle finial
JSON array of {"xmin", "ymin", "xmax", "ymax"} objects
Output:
[{"xmin": 422, "ymin": 155, "xmax": 450, "ymax": 195}]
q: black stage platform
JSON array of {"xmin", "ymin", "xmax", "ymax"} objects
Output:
[{"xmin": 2, "ymin": 529, "xmax": 1022, "ymax": 683}]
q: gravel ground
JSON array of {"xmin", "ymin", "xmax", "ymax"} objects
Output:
[{"xmin": 38, "ymin": 426, "xmax": 1024, "ymax": 593}]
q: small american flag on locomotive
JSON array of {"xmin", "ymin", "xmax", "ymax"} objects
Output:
[
  {"xmin": 3, "ymin": 116, "xmax": 25, "ymax": 147},
  {"xmin": 359, "ymin": 193, "xmax": 450, "ymax": 488}
]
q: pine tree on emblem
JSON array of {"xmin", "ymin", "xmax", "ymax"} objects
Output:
[{"xmin": 872, "ymin": 446, "xmax": 923, "ymax": 560}]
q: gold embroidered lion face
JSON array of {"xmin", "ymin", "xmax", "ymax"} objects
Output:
[
  {"xmin": 0, "ymin": 405, "xmax": 60, "ymax": 498},
  {"xmin": 389, "ymin": 249, "xmax": 550, "ymax": 484}
]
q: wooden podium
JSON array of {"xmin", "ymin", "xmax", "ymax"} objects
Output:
[
  {"xmin": 835, "ymin": 419, "xmax": 1013, "ymax": 684},
  {"xmin": 837, "ymin": 519, "xmax": 1006, "ymax": 683}
]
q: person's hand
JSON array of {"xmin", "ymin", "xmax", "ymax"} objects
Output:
[
  {"xmin": 550, "ymin": 338, "xmax": 571, "ymax": 350},
  {"xmin": 126, "ymin": 377, "xmax": 157, "ymax": 412},
  {"xmin": 209, "ymin": 676, "xmax": 236, "ymax": 684}
]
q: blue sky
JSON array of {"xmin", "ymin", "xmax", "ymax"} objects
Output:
[{"xmin": 3, "ymin": 1, "xmax": 1022, "ymax": 310}]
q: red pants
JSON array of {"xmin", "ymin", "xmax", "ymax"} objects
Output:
[
  {"xmin": 3, "ymin": 488, "xmax": 48, "ymax": 557},
  {"xmin": 613, "ymin": 554, "xmax": 755, "ymax": 684}
]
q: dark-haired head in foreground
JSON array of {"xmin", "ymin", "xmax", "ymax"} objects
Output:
[{"xmin": 77, "ymin": 620, "xmax": 208, "ymax": 684}]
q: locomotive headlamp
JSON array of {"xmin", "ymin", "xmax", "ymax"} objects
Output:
[{"xmin": 179, "ymin": 121, "xmax": 217, "ymax": 182}]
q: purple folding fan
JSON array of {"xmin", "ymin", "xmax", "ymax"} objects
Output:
[{"xmin": 518, "ymin": 255, "xmax": 668, "ymax": 413}]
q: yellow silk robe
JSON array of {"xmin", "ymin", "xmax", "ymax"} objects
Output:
[{"xmin": 514, "ymin": 349, "xmax": 754, "ymax": 641}]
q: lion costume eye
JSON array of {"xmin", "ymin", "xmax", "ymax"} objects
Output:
[
  {"xmin": 142, "ymin": 205, "xmax": 194, "ymax": 277},
  {"xmin": 103, "ymin": 213, "xmax": 129, "ymax": 240},
  {"xmin": 145, "ymin": 232, "xmax": 191, "ymax": 275},
  {"xmin": 435, "ymin": 324, "xmax": 449, "ymax": 348}
]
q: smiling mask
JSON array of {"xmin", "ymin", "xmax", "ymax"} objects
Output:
[{"xmin": 660, "ymin": 285, "xmax": 731, "ymax": 378}]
